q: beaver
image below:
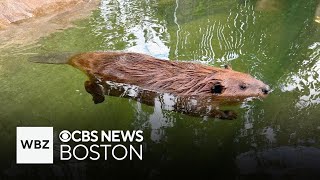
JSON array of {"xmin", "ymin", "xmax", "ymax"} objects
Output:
[
  {"xmin": 30, "ymin": 51, "xmax": 270, "ymax": 119},
  {"xmin": 67, "ymin": 52, "xmax": 269, "ymax": 98}
]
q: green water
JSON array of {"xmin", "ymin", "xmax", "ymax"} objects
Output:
[{"xmin": 1, "ymin": 0, "xmax": 320, "ymax": 178}]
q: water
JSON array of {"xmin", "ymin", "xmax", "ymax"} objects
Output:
[{"xmin": 0, "ymin": 0, "xmax": 320, "ymax": 179}]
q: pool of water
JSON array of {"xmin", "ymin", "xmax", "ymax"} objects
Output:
[{"xmin": 0, "ymin": 0, "xmax": 320, "ymax": 179}]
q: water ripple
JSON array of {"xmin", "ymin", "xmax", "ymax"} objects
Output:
[{"xmin": 172, "ymin": 1, "xmax": 260, "ymax": 65}]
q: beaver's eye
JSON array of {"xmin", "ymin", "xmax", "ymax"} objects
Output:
[
  {"xmin": 239, "ymin": 84, "xmax": 247, "ymax": 90},
  {"xmin": 211, "ymin": 82, "xmax": 225, "ymax": 94}
]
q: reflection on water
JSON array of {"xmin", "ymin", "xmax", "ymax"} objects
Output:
[
  {"xmin": 173, "ymin": 0, "xmax": 259, "ymax": 64},
  {"xmin": 255, "ymin": 0, "xmax": 282, "ymax": 11},
  {"xmin": 85, "ymin": 80, "xmax": 238, "ymax": 141},
  {"xmin": 145, "ymin": 93, "xmax": 176, "ymax": 142},
  {"xmin": 316, "ymin": 2, "xmax": 320, "ymax": 23},
  {"xmin": 281, "ymin": 42, "xmax": 320, "ymax": 109},
  {"xmin": 98, "ymin": 0, "xmax": 170, "ymax": 59}
]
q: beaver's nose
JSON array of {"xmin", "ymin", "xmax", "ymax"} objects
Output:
[{"xmin": 262, "ymin": 86, "xmax": 270, "ymax": 94}]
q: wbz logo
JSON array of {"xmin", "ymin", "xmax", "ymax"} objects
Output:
[
  {"xmin": 20, "ymin": 139, "xmax": 50, "ymax": 149},
  {"xmin": 16, "ymin": 127, "xmax": 53, "ymax": 164}
]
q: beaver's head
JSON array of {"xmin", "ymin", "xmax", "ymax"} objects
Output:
[{"xmin": 209, "ymin": 68, "xmax": 270, "ymax": 99}]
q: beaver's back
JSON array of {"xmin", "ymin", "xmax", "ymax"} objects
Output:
[{"xmin": 69, "ymin": 52, "xmax": 222, "ymax": 96}]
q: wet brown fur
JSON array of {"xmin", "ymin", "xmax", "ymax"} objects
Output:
[{"xmin": 68, "ymin": 52, "xmax": 269, "ymax": 98}]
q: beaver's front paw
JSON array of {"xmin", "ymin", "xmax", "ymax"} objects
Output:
[{"xmin": 84, "ymin": 80, "xmax": 105, "ymax": 104}]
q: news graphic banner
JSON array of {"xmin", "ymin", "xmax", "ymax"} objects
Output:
[{"xmin": 16, "ymin": 127, "xmax": 144, "ymax": 164}]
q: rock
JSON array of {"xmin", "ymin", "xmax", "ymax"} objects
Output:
[
  {"xmin": 0, "ymin": 0, "xmax": 88, "ymax": 29},
  {"xmin": 0, "ymin": 0, "xmax": 98, "ymax": 48}
]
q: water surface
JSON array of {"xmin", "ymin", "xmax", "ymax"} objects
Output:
[{"xmin": 0, "ymin": 0, "xmax": 320, "ymax": 179}]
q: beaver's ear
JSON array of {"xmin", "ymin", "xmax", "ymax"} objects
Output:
[{"xmin": 224, "ymin": 65, "xmax": 232, "ymax": 70}]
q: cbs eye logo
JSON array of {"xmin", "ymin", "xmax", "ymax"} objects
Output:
[{"xmin": 59, "ymin": 130, "xmax": 71, "ymax": 142}]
